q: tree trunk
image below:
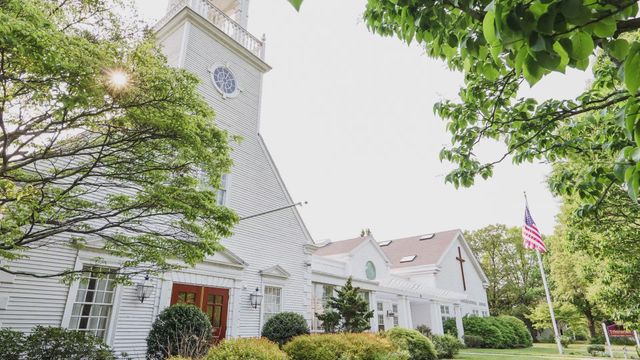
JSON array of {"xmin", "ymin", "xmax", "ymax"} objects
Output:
[{"xmin": 585, "ymin": 306, "xmax": 597, "ymax": 338}]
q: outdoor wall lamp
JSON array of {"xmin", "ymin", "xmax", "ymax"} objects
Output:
[
  {"xmin": 249, "ymin": 287, "xmax": 263, "ymax": 309},
  {"xmin": 136, "ymin": 275, "xmax": 154, "ymax": 303}
]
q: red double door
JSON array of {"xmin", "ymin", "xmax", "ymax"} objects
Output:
[{"xmin": 170, "ymin": 284, "xmax": 229, "ymax": 341}]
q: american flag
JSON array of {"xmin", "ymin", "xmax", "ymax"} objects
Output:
[{"xmin": 523, "ymin": 204, "xmax": 546, "ymax": 252}]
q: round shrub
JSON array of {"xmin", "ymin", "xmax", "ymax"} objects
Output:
[
  {"xmin": 463, "ymin": 316, "xmax": 532, "ymax": 349},
  {"xmin": 431, "ymin": 334, "xmax": 462, "ymax": 359},
  {"xmin": 261, "ymin": 312, "xmax": 310, "ymax": 346},
  {"xmin": 496, "ymin": 316, "xmax": 532, "ymax": 347},
  {"xmin": 463, "ymin": 335, "xmax": 483, "ymax": 348},
  {"xmin": 206, "ymin": 338, "xmax": 287, "ymax": 360},
  {"xmin": 487, "ymin": 317, "xmax": 518, "ymax": 348},
  {"xmin": 385, "ymin": 327, "xmax": 437, "ymax": 360},
  {"xmin": 560, "ymin": 335, "xmax": 572, "ymax": 348},
  {"xmin": 147, "ymin": 304, "xmax": 213, "ymax": 360},
  {"xmin": 587, "ymin": 344, "xmax": 606, "ymax": 356},
  {"xmin": 284, "ymin": 333, "xmax": 408, "ymax": 360},
  {"xmin": 462, "ymin": 316, "xmax": 503, "ymax": 348},
  {"xmin": 23, "ymin": 326, "xmax": 116, "ymax": 360}
]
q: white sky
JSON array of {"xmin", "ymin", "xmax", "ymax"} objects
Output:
[{"xmin": 133, "ymin": 0, "xmax": 593, "ymax": 241}]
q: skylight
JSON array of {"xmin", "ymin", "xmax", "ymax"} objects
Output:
[
  {"xmin": 419, "ymin": 233, "xmax": 435, "ymax": 240},
  {"xmin": 379, "ymin": 240, "xmax": 392, "ymax": 247},
  {"xmin": 400, "ymin": 255, "xmax": 417, "ymax": 263}
]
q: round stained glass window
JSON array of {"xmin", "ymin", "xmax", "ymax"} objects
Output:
[
  {"xmin": 365, "ymin": 261, "xmax": 376, "ymax": 280},
  {"xmin": 210, "ymin": 66, "xmax": 238, "ymax": 97}
]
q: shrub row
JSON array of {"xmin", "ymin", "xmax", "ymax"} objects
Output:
[
  {"xmin": 284, "ymin": 332, "xmax": 409, "ymax": 360},
  {"xmin": 207, "ymin": 338, "xmax": 287, "ymax": 360},
  {"xmin": 168, "ymin": 329, "xmax": 448, "ymax": 360},
  {"xmin": 463, "ymin": 315, "xmax": 532, "ymax": 349},
  {"xmin": 0, "ymin": 326, "xmax": 119, "ymax": 360}
]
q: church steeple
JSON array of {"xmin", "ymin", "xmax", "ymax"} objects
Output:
[
  {"xmin": 161, "ymin": 0, "xmax": 264, "ymax": 60},
  {"xmin": 167, "ymin": 0, "xmax": 250, "ymax": 29}
]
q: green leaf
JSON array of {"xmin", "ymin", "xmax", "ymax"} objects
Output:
[
  {"xmin": 514, "ymin": 47, "xmax": 528, "ymax": 75},
  {"xmin": 632, "ymin": 148, "xmax": 640, "ymax": 162},
  {"xmin": 607, "ymin": 39, "xmax": 630, "ymax": 61},
  {"xmin": 592, "ymin": 16, "xmax": 616, "ymax": 38},
  {"xmin": 613, "ymin": 163, "xmax": 627, "ymax": 181},
  {"xmin": 535, "ymin": 51, "xmax": 561, "ymax": 70},
  {"xmin": 483, "ymin": 63, "xmax": 500, "ymax": 81},
  {"xmin": 570, "ymin": 32, "xmax": 594, "ymax": 60},
  {"xmin": 288, "ymin": 0, "xmax": 303, "ymax": 11},
  {"xmin": 483, "ymin": 11, "xmax": 498, "ymax": 44},
  {"xmin": 624, "ymin": 43, "xmax": 640, "ymax": 94},
  {"xmin": 553, "ymin": 41, "xmax": 570, "ymax": 73},
  {"xmin": 537, "ymin": 11, "xmax": 556, "ymax": 35},
  {"xmin": 524, "ymin": 55, "xmax": 544, "ymax": 85}
]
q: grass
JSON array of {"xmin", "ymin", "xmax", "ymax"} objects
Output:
[{"xmin": 457, "ymin": 343, "xmax": 639, "ymax": 360}]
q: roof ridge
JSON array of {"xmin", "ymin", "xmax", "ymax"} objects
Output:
[{"xmin": 381, "ymin": 229, "xmax": 461, "ymax": 242}]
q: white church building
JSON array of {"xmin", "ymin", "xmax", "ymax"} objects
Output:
[
  {"xmin": 0, "ymin": 1, "xmax": 489, "ymax": 358},
  {"xmin": 311, "ymin": 230, "xmax": 490, "ymax": 338}
]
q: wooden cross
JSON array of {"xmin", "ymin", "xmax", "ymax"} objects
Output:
[{"xmin": 456, "ymin": 246, "xmax": 467, "ymax": 291}]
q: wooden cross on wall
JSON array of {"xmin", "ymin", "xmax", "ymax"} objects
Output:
[{"xmin": 456, "ymin": 246, "xmax": 467, "ymax": 291}]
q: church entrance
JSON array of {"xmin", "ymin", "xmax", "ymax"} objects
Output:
[{"xmin": 170, "ymin": 283, "xmax": 229, "ymax": 341}]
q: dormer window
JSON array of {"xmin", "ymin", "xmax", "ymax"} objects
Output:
[{"xmin": 400, "ymin": 255, "xmax": 417, "ymax": 263}]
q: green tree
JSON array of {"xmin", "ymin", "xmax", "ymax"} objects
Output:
[
  {"xmin": 363, "ymin": 0, "xmax": 640, "ymax": 205},
  {"xmin": 465, "ymin": 225, "xmax": 543, "ymax": 334},
  {"xmin": 0, "ymin": 0, "xmax": 236, "ymax": 282},
  {"xmin": 547, "ymin": 216, "xmax": 605, "ymax": 338},
  {"xmin": 551, "ymin": 190, "xmax": 640, "ymax": 328},
  {"xmin": 317, "ymin": 277, "xmax": 374, "ymax": 333},
  {"xmin": 528, "ymin": 301, "xmax": 589, "ymax": 337}
]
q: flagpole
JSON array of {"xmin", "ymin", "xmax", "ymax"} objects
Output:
[{"xmin": 524, "ymin": 192, "xmax": 563, "ymax": 355}]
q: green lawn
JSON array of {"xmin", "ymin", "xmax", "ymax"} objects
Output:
[{"xmin": 458, "ymin": 343, "xmax": 639, "ymax": 360}]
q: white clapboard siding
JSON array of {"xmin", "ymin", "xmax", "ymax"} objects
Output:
[
  {"xmin": 0, "ymin": 240, "xmax": 77, "ymax": 330},
  {"xmin": 174, "ymin": 10, "xmax": 314, "ymax": 338},
  {"xmin": 0, "ymin": 6, "xmax": 314, "ymax": 359}
]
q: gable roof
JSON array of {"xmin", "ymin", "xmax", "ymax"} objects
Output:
[
  {"xmin": 314, "ymin": 235, "xmax": 391, "ymax": 264},
  {"xmin": 381, "ymin": 229, "xmax": 489, "ymax": 285},
  {"xmin": 313, "ymin": 236, "xmax": 367, "ymax": 256},
  {"xmin": 379, "ymin": 229, "xmax": 461, "ymax": 268}
]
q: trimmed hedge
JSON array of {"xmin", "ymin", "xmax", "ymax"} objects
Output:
[
  {"xmin": 431, "ymin": 334, "xmax": 463, "ymax": 359},
  {"xmin": 385, "ymin": 327, "xmax": 437, "ymax": 360},
  {"xmin": 284, "ymin": 333, "xmax": 409, "ymax": 360},
  {"xmin": 147, "ymin": 304, "xmax": 213, "ymax": 360},
  {"xmin": 261, "ymin": 312, "xmax": 310, "ymax": 346},
  {"xmin": 205, "ymin": 338, "xmax": 287, "ymax": 360},
  {"xmin": 462, "ymin": 315, "xmax": 532, "ymax": 349}
]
